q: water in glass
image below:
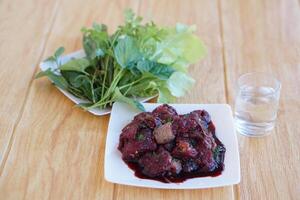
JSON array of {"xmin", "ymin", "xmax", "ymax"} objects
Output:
[{"xmin": 234, "ymin": 73, "xmax": 281, "ymax": 137}]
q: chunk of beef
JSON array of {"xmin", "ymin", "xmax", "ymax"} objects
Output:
[
  {"xmin": 134, "ymin": 112, "xmax": 161, "ymax": 129},
  {"xmin": 196, "ymin": 149, "xmax": 216, "ymax": 171},
  {"xmin": 189, "ymin": 110, "xmax": 211, "ymax": 123},
  {"xmin": 120, "ymin": 122, "xmax": 139, "ymax": 140},
  {"xmin": 191, "ymin": 123, "xmax": 220, "ymax": 171},
  {"xmin": 172, "ymin": 138, "xmax": 198, "ymax": 159},
  {"xmin": 118, "ymin": 122, "xmax": 139, "ymax": 151},
  {"xmin": 153, "ymin": 122, "xmax": 175, "ymax": 144},
  {"xmin": 118, "ymin": 105, "xmax": 226, "ymax": 181},
  {"xmin": 172, "ymin": 111, "xmax": 210, "ymax": 138},
  {"xmin": 152, "ymin": 104, "xmax": 178, "ymax": 123},
  {"xmin": 120, "ymin": 128, "xmax": 157, "ymax": 161},
  {"xmin": 170, "ymin": 159, "xmax": 182, "ymax": 175},
  {"xmin": 195, "ymin": 132, "xmax": 217, "ymax": 152},
  {"xmin": 171, "ymin": 115, "xmax": 189, "ymax": 136},
  {"xmin": 174, "ymin": 110, "xmax": 214, "ymax": 139},
  {"xmin": 163, "ymin": 140, "xmax": 176, "ymax": 152},
  {"xmin": 193, "ymin": 137, "xmax": 220, "ymax": 171},
  {"xmin": 183, "ymin": 160, "xmax": 199, "ymax": 173},
  {"xmin": 138, "ymin": 148, "xmax": 173, "ymax": 177}
]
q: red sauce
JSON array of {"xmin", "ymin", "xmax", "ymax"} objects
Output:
[
  {"xmin": 123, "ymin": 125, "xmax": 225, "ymax": 184},
  {"xmin": 125, "ymin": 161, "xmax": 223, "ymax": 183},
  {"xmin": 119, "ymin": 105, "xmax": 226, "ymax": 183}
]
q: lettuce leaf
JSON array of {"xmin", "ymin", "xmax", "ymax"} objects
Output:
[
  {"xmin": 149, "ymin": 24, "xmax": 206, "ymax": 71},
  {"xmin": 36, "ymin": 10, "xmax": 206, "ymax": 112},
  {"xmin": 167, "ymin": 71, "xmax": 195, "ymax": 97}
]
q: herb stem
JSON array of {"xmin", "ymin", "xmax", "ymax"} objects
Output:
[
  {"xmin": 101, "ymin": 56, "xmax": 110, "ymax": 99},
  {"xmin": 87, "ymin": 99, "xmax": 114, "ymax": 109},
  {"xmin": 119, "ymin": 76, "xmax": 144, "ymax": 90},
  {"xmin": 93, "ymin": 68, "xmax": 124, "ymax": 107}
]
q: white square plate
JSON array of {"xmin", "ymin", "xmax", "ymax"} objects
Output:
[{"xmin": 105, "ymin": 102, "xmax": 240, "ymax": 189}]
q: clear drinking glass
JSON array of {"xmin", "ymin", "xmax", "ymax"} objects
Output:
[{"xmin": 234, "ymin": 72, "xmax": 281, "ymax": 137}]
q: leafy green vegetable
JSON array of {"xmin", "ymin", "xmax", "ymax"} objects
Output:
[
  {"xmin": 112, "ymin": 87, "xmax": 145, "ymax": 112},
  {"xmin": 82, "ymin": 23, "xmax": 108, "ymax": 60},
  {"xmin": 35, "ymin": 69, "xmax": 68, "ymax": 90},
  {"xmin": 35, "ymin": 9, "xmax": 206, "ymax": 111},
  {"xmin": 157, "ymin": 85, "xmax": 176, "ymax": 103},
  {"xmin": 43, "ymin": 46, "xmax": 65, "ymax": 69},
  {"xmin": 150, "ymin": 27, "xmax": 206, "ymax": 72},
  {"xmin": 136, "ymin": 60, "xmax": 174, "ymax": 80},
  {"xmin": 59, "ymin": 58, "xmax": 90, "ymax": 74},
  {"xmin": 54, "ymin": 47, "xmax": 65, "ymax": 58},
  {"xmin": 167, "ymin": 72, "xmax": 195, "ymax": 97},
  {"xmin": 114, "ymin": 36, "xmax": 141, "ymax": 69},
  {"xmin": 135, "ymin": 132, "xmax": 145, "ymax": 141}
]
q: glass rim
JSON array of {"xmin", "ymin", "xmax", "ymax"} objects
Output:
[{"xmin": 237, "ymin": 72, "xmax": 281, "ymax": 94}]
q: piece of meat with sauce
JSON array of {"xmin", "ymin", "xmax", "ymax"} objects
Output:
[
  {"xmin": 163, "ymin": 140, "xmax": 176, "ymax": 152},
  {"xmin": 119, "ymin": 121, "xmax": 139, "ymax": 141},
  {"xmin": 153, "ymin": 122, "xmax": 175, "ymax": 144},
  {"xmin": 194, "ymin": 137, "xmax": 219, "ymax": 171},
  {"xmin": 172, "ymin": 138, "xmax": 198, "ymax": 159},
  {"xmin": 171, "ymin": 115, "xmax": 188, "ymax": 135},
  {"xmin": 138, "ymin": 147, "xmax": 173, "ymax": 177},
  {"xmin": 152, "ymin": 104, "xmax": 178, "ymax": 123},
  {"xmin": 169, "ymin": 159, "xmax": 182, "ymax": 175},
  {"xmin": 196, "ymin": 150, "xmax": 217, "ymax": 171},
  {"xmin": 189, "ymin": 110, "xmax": 211, "ymax": 124},
  {"xmin": 118, "ymin": 104, "xmax": 226, "ymax": 183},
  {"xmin": 119, "ymin": 128, "xmax": 157, "ymax": 161},
  {"xmin": 134, "ymin": 112, "xmax": 162, "ymax": 129},
  {"xmin": 183, "ymin": 160, "xmax": 199, "ymax": 173}
]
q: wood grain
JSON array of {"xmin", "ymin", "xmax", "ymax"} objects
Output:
[
  {"xmin": 0, "ymin": 0, "xmax": 138, "ymax": 199},
  {"xmin": 0, "ymin": 0, "xmax": 60, "ymax": 172},
  {"xmin": 0, "ymin": 0, "xmax": 300, "ymax": 199},
  {"xmin": 220, "ymin": 0, "xmax": 300, "ymax": 199}
]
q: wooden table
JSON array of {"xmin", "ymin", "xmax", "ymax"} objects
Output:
[{"xmin": 0, "ymin": 0, "xmax": 299, "ymax": 199}]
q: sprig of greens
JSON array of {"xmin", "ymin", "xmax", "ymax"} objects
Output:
[{"xmin": 36, "ymin": 9, "xmax": 206, "ymax": 111}]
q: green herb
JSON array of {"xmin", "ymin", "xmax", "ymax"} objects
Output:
[
  {"xmin": 213, "ymin": 145, "xmax": 225, "ymax": 164},
  {"xmin": 43, "ymin": 46, "xmax": 65, "ymax": 67},
  {"xmin": 135, "ymin": 133, "xmax": 145, "ymax": 141},
  {"xmin": 166, "ymin": 117, "xmax": 173, "ymax": 123},
  {"xmin": 35, "ymin": 9, "xmax": 206, "ymax": 111}
]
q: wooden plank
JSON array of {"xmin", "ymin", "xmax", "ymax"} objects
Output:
[
  {"xmin": 0, "ymin": 0, "xmax": 139, "ymax": 199},
  {"xmin": 114, "ymin": 1, "xmax": 234, "ymax": 200},
  {"xmin": 220, "ymin": 0, "xmax": 300, "ymax": 199},
  {"xmin": 0, "ymin": 0, "xmax": 60, "ymax": 171}
]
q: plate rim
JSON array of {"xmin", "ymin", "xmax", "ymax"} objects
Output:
[{"xmin": 104, "ymin": 102, "xmax": 240, "ymax": 189}]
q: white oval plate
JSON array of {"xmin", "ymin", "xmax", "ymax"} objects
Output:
[
  {"xmin": 39, "ymin": 50, "xmax": 155, "ymax": 116},
  {"xmin": 105, "ymin": 102, "xmax": 240, "ymax": 189}
]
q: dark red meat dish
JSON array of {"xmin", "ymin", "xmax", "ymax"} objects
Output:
[{"xmin": 118, "ymin": 104, "xmax": 226, "ymax": 183}]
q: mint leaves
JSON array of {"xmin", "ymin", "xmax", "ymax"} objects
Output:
[{"xmin": 36, "ymin": 10, "xmax": 206, "ymax": 111}]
